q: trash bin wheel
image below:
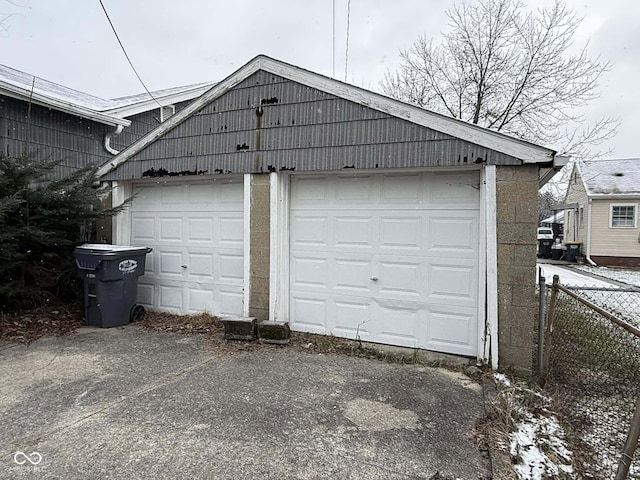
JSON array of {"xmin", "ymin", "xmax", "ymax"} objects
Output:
[{"xmin": 130, "ymin": 304, "xmax": 145, "ymax": 322}]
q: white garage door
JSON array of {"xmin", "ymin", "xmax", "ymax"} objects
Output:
[
  {"xmin": 289, "ymin": 172, "xmax": 480, "ymax": 356},
  {"xmin": 130, "ymin": 179, "xmax": 244, "ymax": 316}
]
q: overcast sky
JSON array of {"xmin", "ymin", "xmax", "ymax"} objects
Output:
[{"xmin": 2, "ymin": 0, "xmax": 639, "ymax": 158}]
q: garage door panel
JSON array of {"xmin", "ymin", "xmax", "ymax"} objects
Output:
[
  {"xmin": 289, "ymin": 172, "xmax": 480, "ymax": 357},
  {"xmin": 159, "ymin": 251, "xmax": 184, "ymax": 276},
  {"xmin": 291, "ymin": 216, "xmax": 329, "ymax": 248},
  {"xmin": 378, "ymin": 260, "xmax": 422, "ymax": 297},
  {"xmin": 216, "ymin": 252, "xmax": 244, "ymax": 284},
  {"xmin": 377, "ymin": 305, "xmax": 420, "ymax": 347},
  {"xmin": 159, "ymin": 217, "xmax": 183, "ymax": 242},
  {"xmin": 334, "ymin": 259, "xmax": 374, "ymax": 293},
  {"xmin": 217, "ymin": 182, "xmax": 244, "ymax": 206},
  {"xmin": 290, "ymin": 296, "xmax": 329, "ymax": 332},
  {"xmin": 160, "ymin": 184, "xmax": 184, "ymax": 207},
  {"xmin": 334, "ymin": 300, "xmax": 372, "ymax": 338},
  {"xmin": 425, "ymin": 307, "xmax": 477, "ymax": 356},
  {"xmin": 334, "ymin": 216, "xmax": 374, "ymax": 249},
  {"xmin": 291, "ymin": 255, "xmax": 329, "ymax": 289},
  {"xmin": 219, "ymin": 290, "xmax": 244, "ymax": 316},
  {"xmin": 131, "ymin": 216, "xmax": 155, "ymax": 243},
  {"xmin": 427, "ymin": 216, "xmax": 478, "ymax": 256},
  {"xmin": 427, "ymin": 261, "xmax": 477, "ymax": 307},
  {"xmin": 217, "ymin": 216, "xmax": 244, "ymax": 246},
  {"xmin": 380, "ymin": 217, "xmax": 422, "ymax": 251},
  {"xmin": 336, "ymin": 175, "xmax": 374, "ymax": 203},
  {"xmin": 159, "ymin": 282, "xmax": 184, "ymax": 311},
  {"xmin": 188, "ymin": 288, "xmax": 214, "ymax": 314},
  {"xmin": 187, "ymin": 217, "xmax": 214, "ymax": 243},
  {"xmin": 137, "ymin": 282, "xmax": 154, "ymax": 307},
  {"xmin": 428, "ymin": 172, "xmax": 480, "ymax": 205},
  {"xmin": 292, "ymin": 176, "xmax": 330, "ymax": 204},
  {"xmin": 187, "ymin": 252, "xmax": 214, "ymax": 279},
  {"xmin": 381, "ymin": 174, "xmax": 421, "ymax": 204}
]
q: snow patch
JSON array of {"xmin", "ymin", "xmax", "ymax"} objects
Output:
[{"xmin": 510, "ymin": 411, "xmax": 574, "ymax": 480}]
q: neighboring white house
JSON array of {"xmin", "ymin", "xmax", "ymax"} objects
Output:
[{"xmin": 564, "ymin": 158, "xmax": 640, "ymax": 267}]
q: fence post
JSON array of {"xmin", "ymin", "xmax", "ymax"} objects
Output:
[
  {"xmin": 616, "ymin": 396, "xmax": 640, "ymax": 480},
  {"xmin": 539, "ymin": 275, "xmax": 560, "ymax": 385},
  {"xmin": 537, "ymin": 268, "xmax": 546, "ymax": 377}
]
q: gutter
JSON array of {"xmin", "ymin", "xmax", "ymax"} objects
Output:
[{"xmin": 104, "ymin": 125, "xmax": 124, "ymax": 155}]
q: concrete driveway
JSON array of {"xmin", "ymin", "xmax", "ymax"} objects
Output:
[{"xmin": 0, "ymin": 326, "xmax": 490, "ymax": 479}]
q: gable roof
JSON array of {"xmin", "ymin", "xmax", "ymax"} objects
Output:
[
  {"xmin": 0, "ymin": 63, "xmax": 215, "ymax": 126},
  {"xmin": 577, "ymin": 158, "xmax": 640, "ymax": 196},
  {"xmin": 97, "ymin": 55, "xmax": 558, "ymax": 177}
]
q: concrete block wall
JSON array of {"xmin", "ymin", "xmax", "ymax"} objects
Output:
[
  {"xmin": 495, "ymin": 165, "xmax": 539, "ymax": 372},
  {"xmin": 248, "ymin": 174, "xmax": 271, "ymax": 319}
]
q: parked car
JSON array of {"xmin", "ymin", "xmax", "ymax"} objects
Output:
[{"xmin": 537, "ymin": 227, "xmax": 554, "ymax": 240}]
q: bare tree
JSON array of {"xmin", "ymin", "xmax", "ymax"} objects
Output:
[
  {"xmin": 381, "ymin": 0, "xmax": 618, "ymax": 160},
  {"xmin": 0, "ymin": 0, "xmax": 29, "ymax": 36}
]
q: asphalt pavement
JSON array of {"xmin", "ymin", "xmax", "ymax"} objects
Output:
[{"xmin": 0, "ymin": 326, "xmax": 491, "ymax": 479}]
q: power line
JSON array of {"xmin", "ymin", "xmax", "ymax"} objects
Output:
[
  {"xmin": 332, "ymin": 0, "xmax": 336, "ymax": 78},
  {"xmin": 344, "ymin": 0, "xmax": 351, "ymax": 82},
  {"xmin": 98, "ymin": 0, "xmax": 162, "ymax": 108}
]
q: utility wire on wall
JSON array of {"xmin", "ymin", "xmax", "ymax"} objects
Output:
[{"xmin": 98, "ymin": 0, "xmax": 162, "ymax": 108}]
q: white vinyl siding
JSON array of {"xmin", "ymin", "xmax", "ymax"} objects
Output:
[{"xmin": 590, "ymin": 200, "xmax": 640, "ymax": 258}]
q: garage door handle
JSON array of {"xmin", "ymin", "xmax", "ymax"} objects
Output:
[
  {"xmin": 181, "ymin": 265, "xmax": 187, "ymax": 269},
  {"xmin": 370, "ymin": 277, "xmax": 378, "ymax": 281}
]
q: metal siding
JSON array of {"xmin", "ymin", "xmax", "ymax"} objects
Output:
[
  {"xmin": 1, "ymin": 95, "xmax": 111, "ymax": 179},
  {"xmin": 102, "ymin": 72, "xmax": 521, "ymax": 181}
]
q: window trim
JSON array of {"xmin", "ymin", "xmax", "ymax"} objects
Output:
[{"xmin": 609, "ymin": 203, "xmax": 638, "ymax": 228}]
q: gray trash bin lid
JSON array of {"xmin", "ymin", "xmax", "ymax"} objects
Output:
[{"xmin": 75, "ymin": 244, "xmax": 150, "ymax": 253}]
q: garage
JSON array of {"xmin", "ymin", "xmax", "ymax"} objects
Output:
[
  {"xmin": 288, "ymin": 170, "xmax": 481, "ymax": 356},
  {"xmin": 101, "ymin": 56, "xmax": 565, "ymax": 370},
  {"xmin": 129, "ymin": 178, "xmax": 244, "ymax": 316}
]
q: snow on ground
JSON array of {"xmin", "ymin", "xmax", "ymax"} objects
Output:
[
  {"xmin": 538, "ymin": 264, "xmax": 640, "ymax": 328},
  {"xmin": 574, "ymin": 265, "xmax": 640, "ymax": 288},
  {"xmin": 510, "ymin": 413, "xmax": 575, "ymax": 480},
  {"xmin": 495, "ymin": 374, "xmax": 576, "ymax": 480},
  {"xmin": 537, "ymin": 264, "xmax": 615, "ymax": 288}
]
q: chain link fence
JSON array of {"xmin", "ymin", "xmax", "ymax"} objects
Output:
[{"xmin": 540, "ymin": 278, "xmax": 640, "ymax": 479}]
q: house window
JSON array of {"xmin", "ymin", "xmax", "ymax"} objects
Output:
[
  {"xmin": 610, "ymin": 204, "xmax": 637, "ymax": 228},
  {"xmin": 160, "ymin": 105, "xmax": 176, "ymax": 122}
]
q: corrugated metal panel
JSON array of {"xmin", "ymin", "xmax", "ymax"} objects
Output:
[
  {"xmin": 1, "ymin": 95, "xmax": 112, "ymax": 180},
  {"xmin": 102, "ymin": 72, "xmax": 522, "ymax": 181}
]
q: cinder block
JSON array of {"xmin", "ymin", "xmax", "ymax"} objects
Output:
[
  {"xmin": 221, "ymin": 316, "xmax": 257, "ymax": 341},
  {"xmin": 257, "ymin": 321, "xmax": 291, "ymax": 344}
]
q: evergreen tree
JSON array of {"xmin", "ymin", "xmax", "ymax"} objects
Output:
[{"xmin": 0, "ymin": 153, "xmax": 125, "ymax": 312}]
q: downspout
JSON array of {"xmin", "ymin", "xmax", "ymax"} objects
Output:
[
  {"xmin": 104, "ymin": 124, "xmax": 124, "ymax": 155},
  {"xmin": 585, "ymin": 198, "xmax": 597, "ymax": 266}
]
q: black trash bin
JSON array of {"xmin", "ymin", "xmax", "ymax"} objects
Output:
[
  {"xmin": 565, "ymin": 242, "xmax": 582, "ymax": 263},
  {"xmin": 74, "ymin": 244, "xmax": 152, "ymax": 327},
  {"xmin": 537, "ymin": 239, "xmax": 553, "ymax": 259}
]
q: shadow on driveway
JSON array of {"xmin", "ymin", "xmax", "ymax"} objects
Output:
[{"xmin": 0, "ymin": 326, "xmax": 490, "ymax": 479}]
